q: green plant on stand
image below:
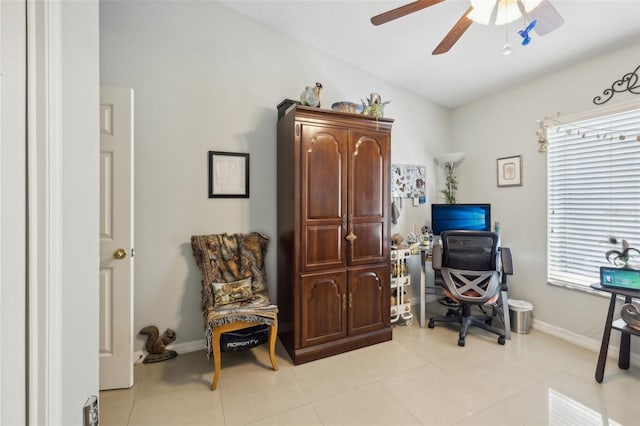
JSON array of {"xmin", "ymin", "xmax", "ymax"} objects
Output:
[
  {"xmin": 437, "ymin": 153, "xmax": 464, "ymax": 204},
  {"xmin": 440, "ymin": 168, "xmax": 458, "ymax": 204},
  {"xmin": 605, "ymin": 239, "xmax": 640, "ymax": 268}
]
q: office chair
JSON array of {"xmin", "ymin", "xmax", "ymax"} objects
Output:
[{"xmin": 428, "ymin": 230, "xmax": 513, "ymax": 347}]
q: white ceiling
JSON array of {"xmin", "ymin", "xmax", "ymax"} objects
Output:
[{"xmin": 221, "ymin": 0, "xmax": 640, "ymax": 108}]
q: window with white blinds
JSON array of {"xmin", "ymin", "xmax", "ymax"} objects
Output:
[{"xmin": 547, "ymin": 106, "xmax": 640, "ymax": 289}]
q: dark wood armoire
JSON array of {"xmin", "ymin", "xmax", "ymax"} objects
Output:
[{"xmin": 276, "ymin": 100, "xmax": 393, "ymax": 365}]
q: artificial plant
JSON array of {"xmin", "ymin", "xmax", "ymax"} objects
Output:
[{"xmin": 440, "ymin": 170, "xmax": 458, "ymax": 204}]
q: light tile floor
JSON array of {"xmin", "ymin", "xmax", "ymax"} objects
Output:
[{"xmin": 100, "ymin": 318, "xmax": 640, "ymax": 426}]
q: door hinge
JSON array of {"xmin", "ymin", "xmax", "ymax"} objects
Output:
[{"xmin": 83, "ymin": 395, "xmax": 99, "ymax": 426}]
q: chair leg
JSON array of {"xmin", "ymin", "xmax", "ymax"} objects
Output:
[
  {"xmin": 268, "ymin": 317, "xmax": 279, "ymax": 371},
  {"xmin": 500, "ymin": 290, "xmax": 511, "ymax": 340},
  {"xmin": 458, "ymin": 317, "xmax": 472, "ymax": 346},
  {"xmin": 211, "ymin": 326, "xmax": 222, "ymax": 391}
]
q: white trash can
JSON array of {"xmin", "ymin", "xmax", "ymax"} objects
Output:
[{"xmin": 508, "ymin": 299, "xmax": 533, "ymax": 334}]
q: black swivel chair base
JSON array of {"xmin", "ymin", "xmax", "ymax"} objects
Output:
[{"xmin": 428, "ymin": 304, "xmax": 506, "ymax": 347}]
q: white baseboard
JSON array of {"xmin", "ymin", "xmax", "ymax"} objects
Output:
[
  {"xmin": 133, "ymin": 322, "xmax": 640, "ymax": 369},
  {"xmin": 532, "ymin": 319, "xmax": 640, "ymax": 368},
  {"xmin": 134, "ymin": 339, "xmax": 206, "ymax": 364}
]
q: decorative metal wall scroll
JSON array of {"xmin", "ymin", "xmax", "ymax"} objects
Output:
[{"xmin": 593, "ymin": 65, "xmax": 640, "ymax": 105}]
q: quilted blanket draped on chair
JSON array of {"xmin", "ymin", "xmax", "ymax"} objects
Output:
[{"xmin": 191, "ymin": 232, "xmax": 278, "ymax": 356}]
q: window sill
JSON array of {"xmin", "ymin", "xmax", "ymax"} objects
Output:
[{"xmin": 547, "ymin": 280, "xmax": 610, "ymax": 299}]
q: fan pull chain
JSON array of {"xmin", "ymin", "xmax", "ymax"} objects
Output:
[{"xmin": 502, "ymin": 22, "xmax": 512, "ymax": 55}]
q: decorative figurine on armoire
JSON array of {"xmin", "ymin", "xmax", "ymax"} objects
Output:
[{"xmin": 300, "ymin": 82, "xmax": 323, "ymax": 107}]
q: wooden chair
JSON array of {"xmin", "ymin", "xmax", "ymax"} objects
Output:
[{"xmin": 191, "ymin": 232, "xmax": 279, "ymax": 390}]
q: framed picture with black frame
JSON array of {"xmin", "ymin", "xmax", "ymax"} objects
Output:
[
  {"xmin": 208, "ymin": 151, "xmax": 250, "ymax": 198},
  {"xmin": 496, "ymin": 155, "xmax": 522, "ymax": 187}
]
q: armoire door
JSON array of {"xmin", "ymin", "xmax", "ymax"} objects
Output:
[
  {"xmin": 348, "ymin": 265, "xmax": 389, "ymax": 336},
  {"xmin": 347, "ymin": 130, "xmax": 390, "ymax": 266},
  {"xmin": 300, "ymin": 124, "xmax": 348, "ymax": 273},
  {"xmin": 300, "ymin": 271, "xmax": 348, "ymax": 347}
]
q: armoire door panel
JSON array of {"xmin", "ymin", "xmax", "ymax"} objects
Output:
[
  {"xmin": 304, "ymin": 225, "xmax": 344, "ymax": 271},
  {"xmin": 300, "ymin": 272, "xmax": 347, "ymax": 348},
  {"xmin": 348, "ymin": 265, "xmax": 389, "ymax": 336},
  {"xmin": 351, "ymin": 222, "xmax": 384, "ymax": 263},
  {"xmin": 301, "ymin": 126, "xmax": 347, "ymax": 220},
  {"xmin": 300, "ymin": 124, "xmax": 348, "ymax": 273},
  {"xmin": 349, "ymin": 133, "xmax": 388, "ymax": 218}
]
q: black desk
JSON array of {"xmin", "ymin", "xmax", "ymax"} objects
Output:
[{"xmin": 590, "ymin": 283, "xmax": 640, "ymax": 383}]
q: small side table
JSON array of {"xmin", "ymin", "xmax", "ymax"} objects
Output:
[{"xmin": 590, "ymin": 283, "xmax": 640, "ymax": 383}]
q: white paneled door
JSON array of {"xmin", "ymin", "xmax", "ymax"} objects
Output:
[{"xmin": 99, "ymin": 87, "xmax": 135, "ymax": 390}]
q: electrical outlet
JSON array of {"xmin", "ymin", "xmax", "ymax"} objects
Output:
[{"xmin": 83, "ymin": 395, "xmax": 99, "ymax": 426}]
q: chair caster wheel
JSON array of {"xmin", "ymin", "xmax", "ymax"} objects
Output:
[
  {"xmin": 498, "ymin": 336, "xmax": 506, "ymax": 345},
  {"xmin": 458, "ymin": 337, "xmax": 465, "ymax": 347},
  {"xmin": 405, "ymin": 319, "xmax": 413, "ymax": 326},
  {"xmin": 428, "ymin": 319, "xmax": 435, "ymax": 329}
]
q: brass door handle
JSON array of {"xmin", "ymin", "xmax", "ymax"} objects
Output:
[
  {"xmin": 345, "ymin": 232, "xmax": 357, "ymax": 243},
  {"xmin": 113, "ymin": 248, "xmax": 127, "ymax": 259}
]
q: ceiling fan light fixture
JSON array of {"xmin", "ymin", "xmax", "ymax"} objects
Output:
[
  {"xmin": 495, "ymin": 0, "xmax": 520, "ymax": 25},
  {"xmin": 468, "ymin": 0, "xmax": 495, "ymax": 24},
  {"xmin": 469, "ymin": 0, "xmax": 543, "ymax": 25}
]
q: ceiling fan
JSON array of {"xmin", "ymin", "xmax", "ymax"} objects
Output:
[{"xmin": 371, "ymin": 0, "xmax": 564, "ymax": 55}]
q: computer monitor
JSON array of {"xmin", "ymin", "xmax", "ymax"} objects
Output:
[{"xmin": 431, "ymin": 203, "xmax": 491, "ymax": 235}]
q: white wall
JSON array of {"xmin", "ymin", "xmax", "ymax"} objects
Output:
[
  {"xmin": 100, "ymin": 1, "xmax": 450, "ymax": 348},
  {"xmin": 452, "ymin": 42, "xmax": 640, "ymax": 349}
]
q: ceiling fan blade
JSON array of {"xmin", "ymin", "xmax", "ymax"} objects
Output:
[
  {"xmin": 528, "ymin": 0, "xmax": 564, "ymax": 36},
  {"xmin": 432, "ymin": 6, "xmax": 474, "ymax": 55},
  {"xmin": 371, "ymin": 0, "xmax": 446, "ymax": 26},
  {"xmin": 516, "ymin": 0, "xmax": 564, "ymax": 36}
]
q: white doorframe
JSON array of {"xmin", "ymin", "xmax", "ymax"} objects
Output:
[
  {"xmin": 26, "ymin": 0, "xmax": 64, "ymax": 424},
  {"xmin": 1, "ymin": 1, "xmax": 27, "ymax": 424}
]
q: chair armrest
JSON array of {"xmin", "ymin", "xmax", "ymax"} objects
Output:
[
  {"xmin": 432, "ymin": 244, "xmax": 443, "ymax": 270},
  {"xmin": 500, "ymin": 247, "xmax": 513, "ymax": 275}
]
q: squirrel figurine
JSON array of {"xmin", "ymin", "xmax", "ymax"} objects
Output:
[{"xmin": 139, "ymin": 326, "xmax": 176, "ymax": 354}]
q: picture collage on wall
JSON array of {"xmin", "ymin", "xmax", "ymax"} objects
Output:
[{"xmin": 391, "ymin": 164, "xmax": 427, "ymax": 204}]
